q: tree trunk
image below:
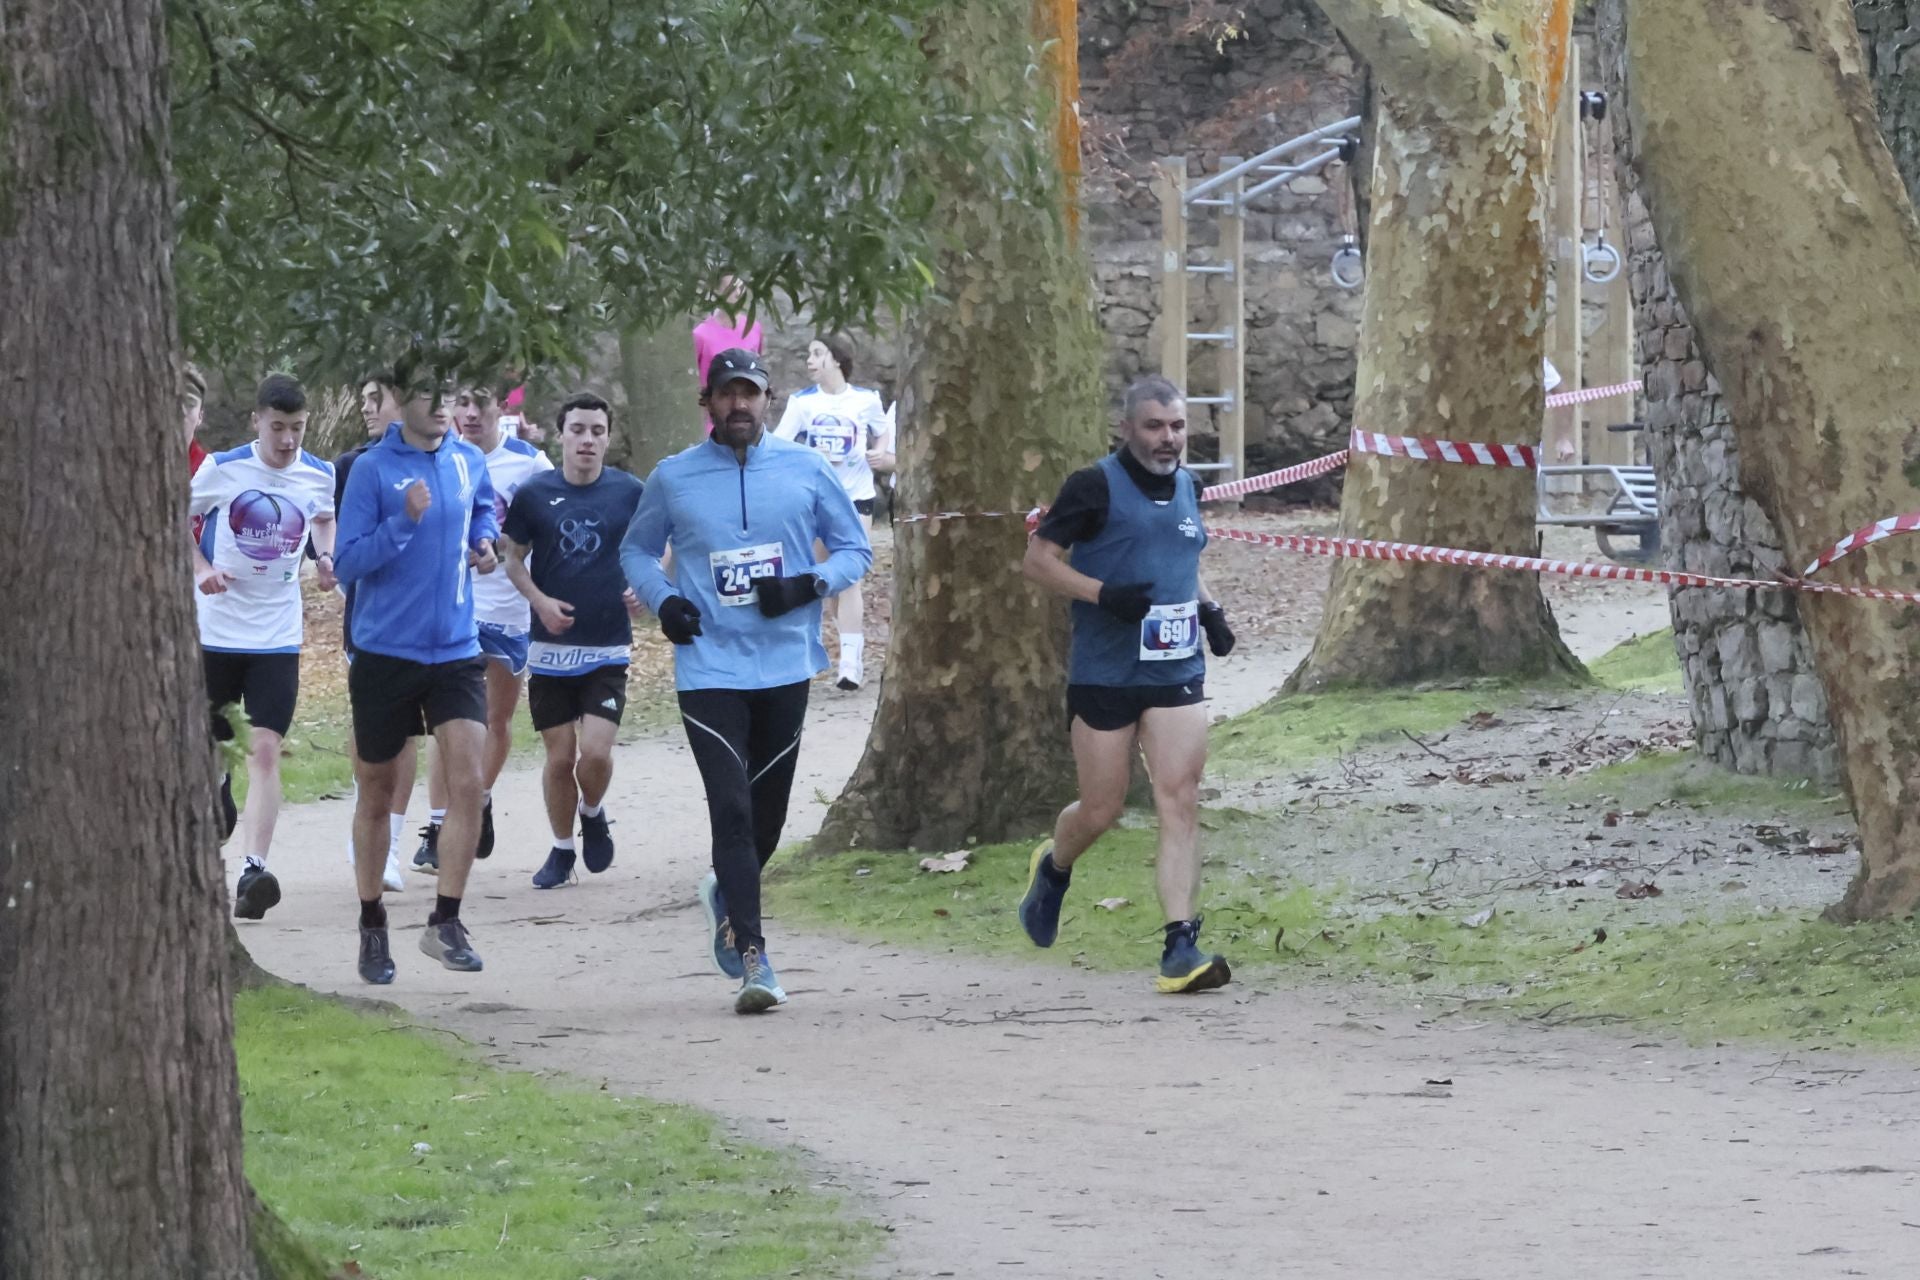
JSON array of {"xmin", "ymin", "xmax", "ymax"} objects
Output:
[
  {"xmin": 1591, "ymin": 0, "xmax": 1842, "ymax": 783},
  {"xmin": 1855, "ymin": 0, "xmax": 1920, "ymax": 202},
  {"xmin": 816, "ymin": 0, "xmax": 1106, "ymax": 850},
  {"xmin": 618, "ymin": 323, "xmax": 699, "ymax": 477},
  {"xmin": 1, "ymin": 4, "xmax": 316, "ymax": 1276},
  {"xmin": 1287, "ymin": 0, "xmax": 1582, "ymax": 689},
  {"xmin": 1624, "ymin": 0, "xmax": 1920, "ymax": 919}
]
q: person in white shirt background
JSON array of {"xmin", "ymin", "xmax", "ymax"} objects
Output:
[
  {"xmin": 189, "ymin": 374, "xmax": 337, "ymax": 920},
  {"xmin": 772, "ymin": 334, "xmax": 895, "ymax": 690}
]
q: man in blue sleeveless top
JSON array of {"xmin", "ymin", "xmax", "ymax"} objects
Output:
[{"xmin": 1018, "ymin": 376, "xmax": 1238, "ymax": 993}]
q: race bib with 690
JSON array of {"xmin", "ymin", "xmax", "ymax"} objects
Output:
[
  {"xmin": 710, "ymin": 543, "xmax": 784, "ymax": 607},
  {"xmin": 1139, "ymin": 601, "xmax": 1200, "ymax": 661}
]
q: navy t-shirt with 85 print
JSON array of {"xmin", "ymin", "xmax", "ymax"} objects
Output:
[{"xmin": 503, "ymin": 467, "xmax": 646, "ymax": 675}]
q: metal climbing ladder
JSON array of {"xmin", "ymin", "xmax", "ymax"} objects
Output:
[{"xmin": 1153, "ymin": 117, "xmax": 1362, "ymax": 485}]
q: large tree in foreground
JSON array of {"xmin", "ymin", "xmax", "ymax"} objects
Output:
[
  {"xmin": 0, "ymin": 3, "xmax": 286, "ymax": 1275},
  {"xmin": 1288, "ymin": 0, "xmax": 1582, "ymax": 689},
  {"xmin": 1624, "ymin": 0, "xmax": 1920, "ymax": 919},
  {"xmin": 817, "ymin": 0, "xmax": 1107, "ymax": 850}
]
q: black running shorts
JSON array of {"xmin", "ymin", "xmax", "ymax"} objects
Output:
[
  {"xmin": 349, "ymin": 652, "xmax": 486, "ymax": 764},
  {"xmin": 204, "ymin": 651, "xmax": 301, "ymax": 739},
  {"xmin": 1066, "ymin": 680, "xmax": 1207, "ymax": 733},
  {"xmin": 527, "ymin": 665, "xmax": 629, "ymax": 732},
  {"xmin": 853, "ymin": 497, "xmax": 875, "ymax": 517}
]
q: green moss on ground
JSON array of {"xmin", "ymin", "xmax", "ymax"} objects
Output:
[
  {"xmin": 1209, "ymin": 681, "xmax": 1541, "ymax": 771},
  {"xmin": 1550, "ymin": 749, "xmax": 1848, "ymax": 818},
  {"xmin": 1588, "ymin": 627, "xmax": 1685, "ymax": 693},
  {"xmin": 236, "ymin": 987, "xmax": 878, "ymax": 1279}
]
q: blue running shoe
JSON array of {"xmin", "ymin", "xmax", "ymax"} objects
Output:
[
  {"xmin": 419, "ymin": 917, "xmax": 483, "ymax": 973},
  {"xmin": 1017, "ymin": 841, "xmax": 1069, "ymax": 948},
  {"xmin": 580, "ymin": 809, "xmax": 615, "ymax": 874},
  {"xmin": 532, "ymin": 846, "xmax": 577, "ymax": 890},
  {"xmin": 699, "ymin": 872, "xmax": 745, "ymax": 979},
  {"xmin": 1156, "ymin": 918, "xmax": 1231, "ymax": 994},
  {"xmin": 358, "ymin": 925, "xmax": 395, "ymax": 985},
  {"xmin": 412, "ymin": 823, "xmax": 440, "ymax": 875},
  {"xmin": 734, "ymin": 947, "xmax": 786, "ymax": 1014}
]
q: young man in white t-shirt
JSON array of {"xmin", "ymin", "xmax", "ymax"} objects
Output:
[
  {"xmin": 413, "ymin": 385, "xmax": 553, "ymax": 869},
  {"xmin": 772, "ymin": 334, "xmax": 895, "ymax": 689},
  {"xmin": 189, "ymin": 374, "xmax": 336, "ymax": 919}
]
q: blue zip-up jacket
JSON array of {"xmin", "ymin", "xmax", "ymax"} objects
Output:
[
  {"xmin": 620, "ymin": 432, "xmax": 872, "ymax": 691},
  {"xmin": 334, "ymin": 423, "xmax": 499, "ymax": 664}
]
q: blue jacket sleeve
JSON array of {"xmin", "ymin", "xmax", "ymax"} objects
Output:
[
  {"xmin": 333, "ymin": 455, "xmax": 417, "ymax": 586},
  {"xmin": 621, "ymin": 466, "xmax": 677, "ymax": 612},
  {"xmin": 468, "ymin": 460, "xmax": 499, "ymax": 550},
  {"xmin": 812, "ymin": 464, "xmax": 873, "ymax": 595}
]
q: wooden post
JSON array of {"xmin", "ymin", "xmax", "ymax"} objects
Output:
[
  {"xmin": 1545, "ymin": 42, "xmax": 1583, "ymax": 490},
  {"xmin": 1154, "ymin": 157, "xmax": 1189, "ymax": 396},
  {"xmin": 1220, "ymin": 156, "xmax": 1247, "ymax": 481}
]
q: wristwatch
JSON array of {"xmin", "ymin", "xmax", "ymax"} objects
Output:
[{"xmin": 811, "ymin": 573, "xmax": 829, "ymax": 597}]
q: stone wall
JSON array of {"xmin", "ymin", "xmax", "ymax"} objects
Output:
[
  {"xmin": 1081, "ymin": 0, "xmax": 1363, "ymax": 478},
  {"xmin": 1593, "ymin": 3, "xmax": 1840, "ymax": 782}
]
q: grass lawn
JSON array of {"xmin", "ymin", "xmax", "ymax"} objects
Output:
[
  {"xmin": 236, "ymin": 986, "xmax": 879, "ymax": 1279},
  {"xmin": 767, "ymin": 632, "xmax": 1920, "ymax": 1051}
]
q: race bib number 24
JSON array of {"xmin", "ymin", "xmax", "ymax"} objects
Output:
[{"xmin": 710, "ymin": 543, "xmax": 784, "ymax": 607}]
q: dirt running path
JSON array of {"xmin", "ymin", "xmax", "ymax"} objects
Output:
[{"xmin": 241, "ymin": 605, "xmax": 1918, "ymax": 1279}]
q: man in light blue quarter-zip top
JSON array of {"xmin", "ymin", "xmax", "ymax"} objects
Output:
[
  {"xmin": 334, "ymin": 377, "xmax": 501, "ymax": 987},
  {"xmin": 620, "ymin": 348, "xmax": 871, "ymax": 1015}
]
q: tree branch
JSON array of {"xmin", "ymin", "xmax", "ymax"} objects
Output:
[{"xmin": 1311, "ymin": 0, "xmax": 1498, "ymax": 117}]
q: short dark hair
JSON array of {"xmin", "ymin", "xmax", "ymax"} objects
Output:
[
  {"xmin": 1122, "ymin": 375, "xmax": 1183, "ymax": 421},
  {"xmin": 556, "ymin": 391, "xmax": 612, "ymax": 432},
  {"xmin": 181, "ymin": 361, "xmax": 206, "ymax": 401},
  {"xmin": 816, "ymin": 332, "xmax": 855, "ymax": 381},
  {"xmin": 360, "ymin": 365, "xmax": 400, "ymax": 392},
  {"xmin": 256, "ymin": 373, "xmax": 307, "ymax": 414}
]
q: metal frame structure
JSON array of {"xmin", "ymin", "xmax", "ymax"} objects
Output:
[{"xmin": 1154, "ymin": 117, "xmax": 1361, "ymax": 482}]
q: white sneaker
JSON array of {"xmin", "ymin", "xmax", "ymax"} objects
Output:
[
  {"xmin": 836, "ymin": 638, "xmax": 864, "ymax": 691},
  {"xmin": 382, "ymin": 851, "xmax": 406, "ymax": 893}
]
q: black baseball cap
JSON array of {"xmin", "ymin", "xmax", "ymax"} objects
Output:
[{"xmin": 705, "ymin": 348, "xmax": 771, "ymax": 393}]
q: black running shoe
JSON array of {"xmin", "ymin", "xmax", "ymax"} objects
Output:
[
  {"xmin": 419, "ymin": 917, "xmax": 483, "ymax": 972},
  {"xmin": 476, "ymin": 798, "xmax": 494, "ymax": 860},
  {"xmin": 413, "ymin": 823, "xmax": 440, "ymax": 875},
  {"xmin": 358, "ymin": 925, "xmax": 395, "ymax": 984},
  {"xmin": 218, "ymin": 773, "xmax": 238, "ymax": 842},
  {"xmin": 580, "ymin": 810, "xmax": 614, "ymax": 874},
  {"xmin": 233, "ymin": 863, "xmax": 281, "ymax": 920}
]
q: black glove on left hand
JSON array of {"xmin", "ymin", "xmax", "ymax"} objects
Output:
[
  {"xmin": 755, "ymin": 573, "xmax": 823, "ymax": 618},
  {"xmin": 1198, "ymin": 601, "xmax": 1235, "ymax": 656}
]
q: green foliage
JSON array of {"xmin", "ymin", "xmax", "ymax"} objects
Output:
[
  {"xmin": 170, "ymin": 1, "xmax": 1004, "ymax": 381},
  {"xmin": 236, "ymin": 986, "xmax": 879, "ymax": 1279}
]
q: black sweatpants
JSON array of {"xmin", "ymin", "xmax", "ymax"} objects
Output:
[{"xmin": 677, "ymin": 680, "xmax": 810, "ymax": 955}]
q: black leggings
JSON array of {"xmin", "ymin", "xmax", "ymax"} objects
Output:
[{"xmin": 676, "ymin": 681, "xmax": 810, "ymax": 955}]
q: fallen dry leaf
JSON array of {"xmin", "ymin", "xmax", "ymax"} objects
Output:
[
  {"xmin": 1461, "ymin": 907, "xmax": 1496, "ymax": 929},
  {"xmin": 1615, "ymin": 880, "xmax": 1664, "ymax": 900},
  {"xmin": 917, "ymin": 851, "xmax": 970, "ymax": 874},
  {"xmin": 1095, "ymin": 897, "xmax": 1131, "ymax": 912}
]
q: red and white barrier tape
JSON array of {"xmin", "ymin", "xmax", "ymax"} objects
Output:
[
  {"xmin": 1544, "ymin": 379, "xmax": 1641, "ymax": 409},
  {"xmin": 1200, "ymin": 448, "xmax": 1350, "ymax": 501},
  {"xmin": 896, "ymin": 509, "xmax": 1035, "ymax": 526},
  {"xmin": 1209, "ymin": 526, "xmax": 1920, "ymax": 604},
  {"xmin": 1803, "ymin": 512, "xmax": 1920, "ymax": 577},
  {"xmin": 1349, "ymin": 430, "xmax": 1539, "ymax": 468}
]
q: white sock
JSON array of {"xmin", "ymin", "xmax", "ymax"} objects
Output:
[
  {"xmin": 389, "ymin": 813, "xmax": 406, "ymax": 843},
  {"xmin": 842, "ymin": 633, "xmax": 864, "ymax": 664},
  {"xmin": 553, "ymin": 836, "xmax": 576, "ymax": 852},
  {"xmin": 429, "ymin": 807, "xmax": 446, "ymax": 827},
  {"xmin": 483, "ymin": 789, "xmax": 492, "ymax": 805},
  {"xmin": 245, "ymin": 854, "xmax": 266, "ymax": 870},
  {"xmin": 579, "ymin": 801, "xmax": 603, "ymax": 818}
]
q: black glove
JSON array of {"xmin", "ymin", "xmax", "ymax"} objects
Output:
[
  {"xmin": 755, "ymin": 573, "xmax": 823, "ymax": 618},
  {"xmin": 657, "ymin": 595, "xmax": 703, "ymax": 645},
  {"xmin": 1199, "ymin": 601, "xmax": 1235, "ymax": 656},
  {"xmin": 1097, "ymin": 581, "xmax": 1154, "ymax": 624}
]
